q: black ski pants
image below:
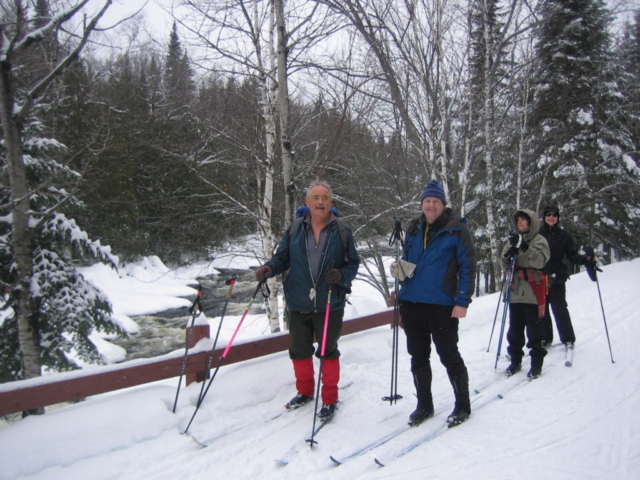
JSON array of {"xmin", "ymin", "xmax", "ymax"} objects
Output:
[
  {"xmin": 507, "ymin": 303, "xmax": 547, "ymax": 368},
  {"xmin": 400, "ymin": 301, "xmax": 467, "ymax": 378},
  {"xmin": 288, "ymin": 309, "xmax": 343, "ymax": 360},
  {"xmin": 541, "ymin": 282, "xmax": 576, "ymax": 344}
]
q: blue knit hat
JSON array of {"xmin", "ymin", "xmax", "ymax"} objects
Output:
[{"xmin": 420, "ymin": 180, "xmax": 446, "ymax": 205}]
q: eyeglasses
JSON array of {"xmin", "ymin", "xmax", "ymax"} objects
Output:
[{"xmin": 545, "ymin": 213, "xmax": 558, "ymax": 217}]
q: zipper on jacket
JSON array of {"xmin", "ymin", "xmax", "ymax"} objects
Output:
[{"xmin": 304, "ymin": 223, "xmax": 335, "ymax": 312}]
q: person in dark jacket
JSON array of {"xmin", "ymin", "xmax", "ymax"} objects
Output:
[
  {"xmin": 538, "ymin": 205, "xmax": 592, "ymax": 347},
  {"xmin": 501, "ymin": 209, "xmax": 550, "ymax": 379},
  {"xmin": 255, "ymin": 180, "xmax": 360, "ymax": 422},
  {"xmin": 392, "ymin": 179, "xmax": 477, "ymax": 428}
]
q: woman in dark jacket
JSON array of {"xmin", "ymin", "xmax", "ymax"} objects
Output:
[{"xmin": 538, "ymin": 205, "xmax": 588, "ymax": 347}]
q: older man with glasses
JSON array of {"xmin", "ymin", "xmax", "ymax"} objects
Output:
[{"xmin": 538, "ymin": 205, "xmax": 594, "ymax": 349}]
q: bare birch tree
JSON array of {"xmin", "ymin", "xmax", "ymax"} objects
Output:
[{"xmin": 172, "ymin": 0, "xmax": 337, "ymax": 332}]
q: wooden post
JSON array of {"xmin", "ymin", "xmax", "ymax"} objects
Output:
[
  {"xmin": 390, "ymin": 292, "xmax": 400, "ymax": 328},
  {"xmin": 186, "ymin": 324, "xmax": 210, "ymax": 385}
]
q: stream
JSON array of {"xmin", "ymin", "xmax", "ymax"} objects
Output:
[{"xmin": 111, "ymin": 268, "xmax": 265, "ymax": 361}]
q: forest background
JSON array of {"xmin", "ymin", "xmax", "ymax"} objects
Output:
[{"xmin": 1, "ymin": 0, "xmax": 639, "ymax": 387}]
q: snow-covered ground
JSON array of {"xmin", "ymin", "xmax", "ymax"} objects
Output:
[{"xmin": 1, "ymin": 254, "xmax": 639, "ymax": 480}]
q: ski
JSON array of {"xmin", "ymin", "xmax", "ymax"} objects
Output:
[
  {"xmin": 329, "ymin": 423, "xmax": 413, "ymax": 465},
  {"xmin": 329, "ymin": 379, "xmax": 501, "ymax": 466},
  {"xmin": 275, "ymin": 415, "xmax": 332, "ymax": 465},
  {"xmin": 373, "ymin": 377, "xmax": 533, "ymax": 467},
  {"xmin": 565, "ymin": 343, "xmax": 574, "ymax": 367},
  {"xmin": 188, "ymin": 410, "xmax": 285, "ymax": 448},
  {"xmin": 187, "ymin": 433, "xmax": 208, "ymax": 448},
  {"xmin": 191, "ymin": 385, "xmax": 354, "ymax": 449}
]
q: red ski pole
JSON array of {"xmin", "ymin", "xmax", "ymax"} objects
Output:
[{"xmin": 307, "ymin": 285, "xmax": 333, "ymax": 447}]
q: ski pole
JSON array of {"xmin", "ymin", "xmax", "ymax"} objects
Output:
[
  {"xmin": 495, "ymin": 254, "xmax": 517, "ymax": 369},
  {"xmin": 183, "ymin": 280, "xmax": 269, "ymax": 434},
  {"xmin": 383, "ymin": 217, "xmax": 403, "ymax": 405},
  {"xmin": 486, "ymin": 272, "xmax": 507, "ymax": 352},
  {"xmin": 594, "ymin": 273, "xmax": 615, "ymax": 363},
  {"xmin": 194, "ymin": 275, "xmax": 237, "ymax": 406},
  {"xmin": 307, "ymin": 284, "xmax": 333, "ymax": 448},
  {"xmin": 583, "ymin": 246, "xmax": 615, "ymax": 363},
  {"xmin": 172, "ymin": 284, "xmax": 203, "ymax": 413}
]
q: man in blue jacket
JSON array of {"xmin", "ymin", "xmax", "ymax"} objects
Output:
[
  {"xmin": 255, "ymin": 181, "xmax": 360, "ymax": 421},
  {"xmin": 393, "ymin": 179, "xmax": 477, "ymax": 427}
]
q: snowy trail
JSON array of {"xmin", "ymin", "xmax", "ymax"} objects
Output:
[{"xmin": 1, "ymin": 259, "xmax": 639, "ymax": 480}]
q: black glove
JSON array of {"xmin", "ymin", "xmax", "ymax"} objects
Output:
[
  {"xmin": 255, "ymin": 265, "xmax": 273, "ymax": 281},
  {"xmin": 508, "ymin": 232, "xmax": 529, "ymax": 252},
  {"xmin": 325, "ymin": 268, "xmax": 342, "ymax": 285},
  {"xmin": 503, "ymin": 246, "xmax": 519, "ymax": 260},
  {"xmin": 582, "ymin": 245, "xmax": 600, "ymax": 270},
  {"xmin": 585, "ymin": 259, "xmax": 599, "ymax": 270}
]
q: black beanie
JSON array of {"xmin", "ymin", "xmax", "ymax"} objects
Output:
[{"xmin": 543, "ymin": 205, "xmax": 560, "ymax": 218}]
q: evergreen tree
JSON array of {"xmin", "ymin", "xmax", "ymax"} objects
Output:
[
  {"xmin": 0, "ymin": 117, "xmax": 124, "ymax": 383},
  {"xmin": 163, "ymin": 22, "xmax": 196, "ymax": 117},
  {"xmin": 0, "ymin": 0, "xmax": 124, "ymax": 385},
  {"xmin": 616, "ymin": 12, "xmax": 640, "ymax": 173},
  {"xmin": 530, "ymin": 0, "xmax": 640, "ymax": 257},
  {"xmin": 72, "ymin": 54, "xmax": 151, "ymax": 259}
]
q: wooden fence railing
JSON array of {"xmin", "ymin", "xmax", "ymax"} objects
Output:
[{"xmin": 0, "ymin": 308, "xmax": 394, "ymax": 416}]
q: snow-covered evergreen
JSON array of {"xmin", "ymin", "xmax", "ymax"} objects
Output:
[
  {"xmin": 530, "ymin": 0, "xmax": 640, "ymax": 254},
  {"xmin": 0, "ymin": 119, "xmax": 123, "ymax": 382}
]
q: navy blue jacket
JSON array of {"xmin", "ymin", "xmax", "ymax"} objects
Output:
[
  {"xmin": 399, "ymin": 210, "xmax": 476, "ymax": 308},
  {"xmin": 265, "ymin": 216, "xmax": 360, "ymax": 312}
]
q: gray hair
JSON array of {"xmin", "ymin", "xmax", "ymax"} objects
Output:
[{"xmin": 305, "ymin": 180, "xmax": 333, "ymax": 200}]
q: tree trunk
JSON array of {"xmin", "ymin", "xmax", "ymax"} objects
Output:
[
  {"xmin": 0, "ymin": 58, "xmax": 42, "ymax": 380},
  {"xmin": 275, "ymin": 0, "xmax": 295, "ymax": 226},
  {"xmin": 254, "ymin": 0, "xmax": 280, "ymax": 333},
  {"xmin": 480, "ymin": 2, "xmax": 501, "ymax": 292}
]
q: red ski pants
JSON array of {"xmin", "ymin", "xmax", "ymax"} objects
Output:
[{"xmin": 292, "ymin": 358, "xmax": 340, "ymax": 405}]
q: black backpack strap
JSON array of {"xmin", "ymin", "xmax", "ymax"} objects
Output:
[
  {"xmin": 407, "ymin": 218, "xmax": 420, "ymax": 237},
  {"xmin": 335, "ymin": 220, "xmax": 349, "ymax": 264},
  {"xmin": 288, "ymin": 217, "xmax": 305, "ymax": 238}
]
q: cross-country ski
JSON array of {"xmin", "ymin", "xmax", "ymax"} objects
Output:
[
  {"xmin": 373, "ymin": 376, "xmax": 533, "ymax": 467},
  {"xmin": 275, "ymin": 415, "xmax": 332, "ymax": 465}
]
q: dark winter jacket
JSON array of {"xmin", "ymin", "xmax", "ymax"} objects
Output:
[
  {"xmin": 538, "ymin": 223, "xmax": 585, "ymax": 283},
  {"xmin": 265, "ymin": 215, "xmax": 360, "ymax": 312},
  {"xmin": 500, "ymin": 209, "xmax": 550, "ymax": 305},
  {"xmin": 398, "ymin": 209, "xmax": 477, "ymax": 308}
]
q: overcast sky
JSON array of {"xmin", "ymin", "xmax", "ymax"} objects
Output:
[{"xmin": 81, "ymin": 0, "xmax": 177, "ymax": 55}]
